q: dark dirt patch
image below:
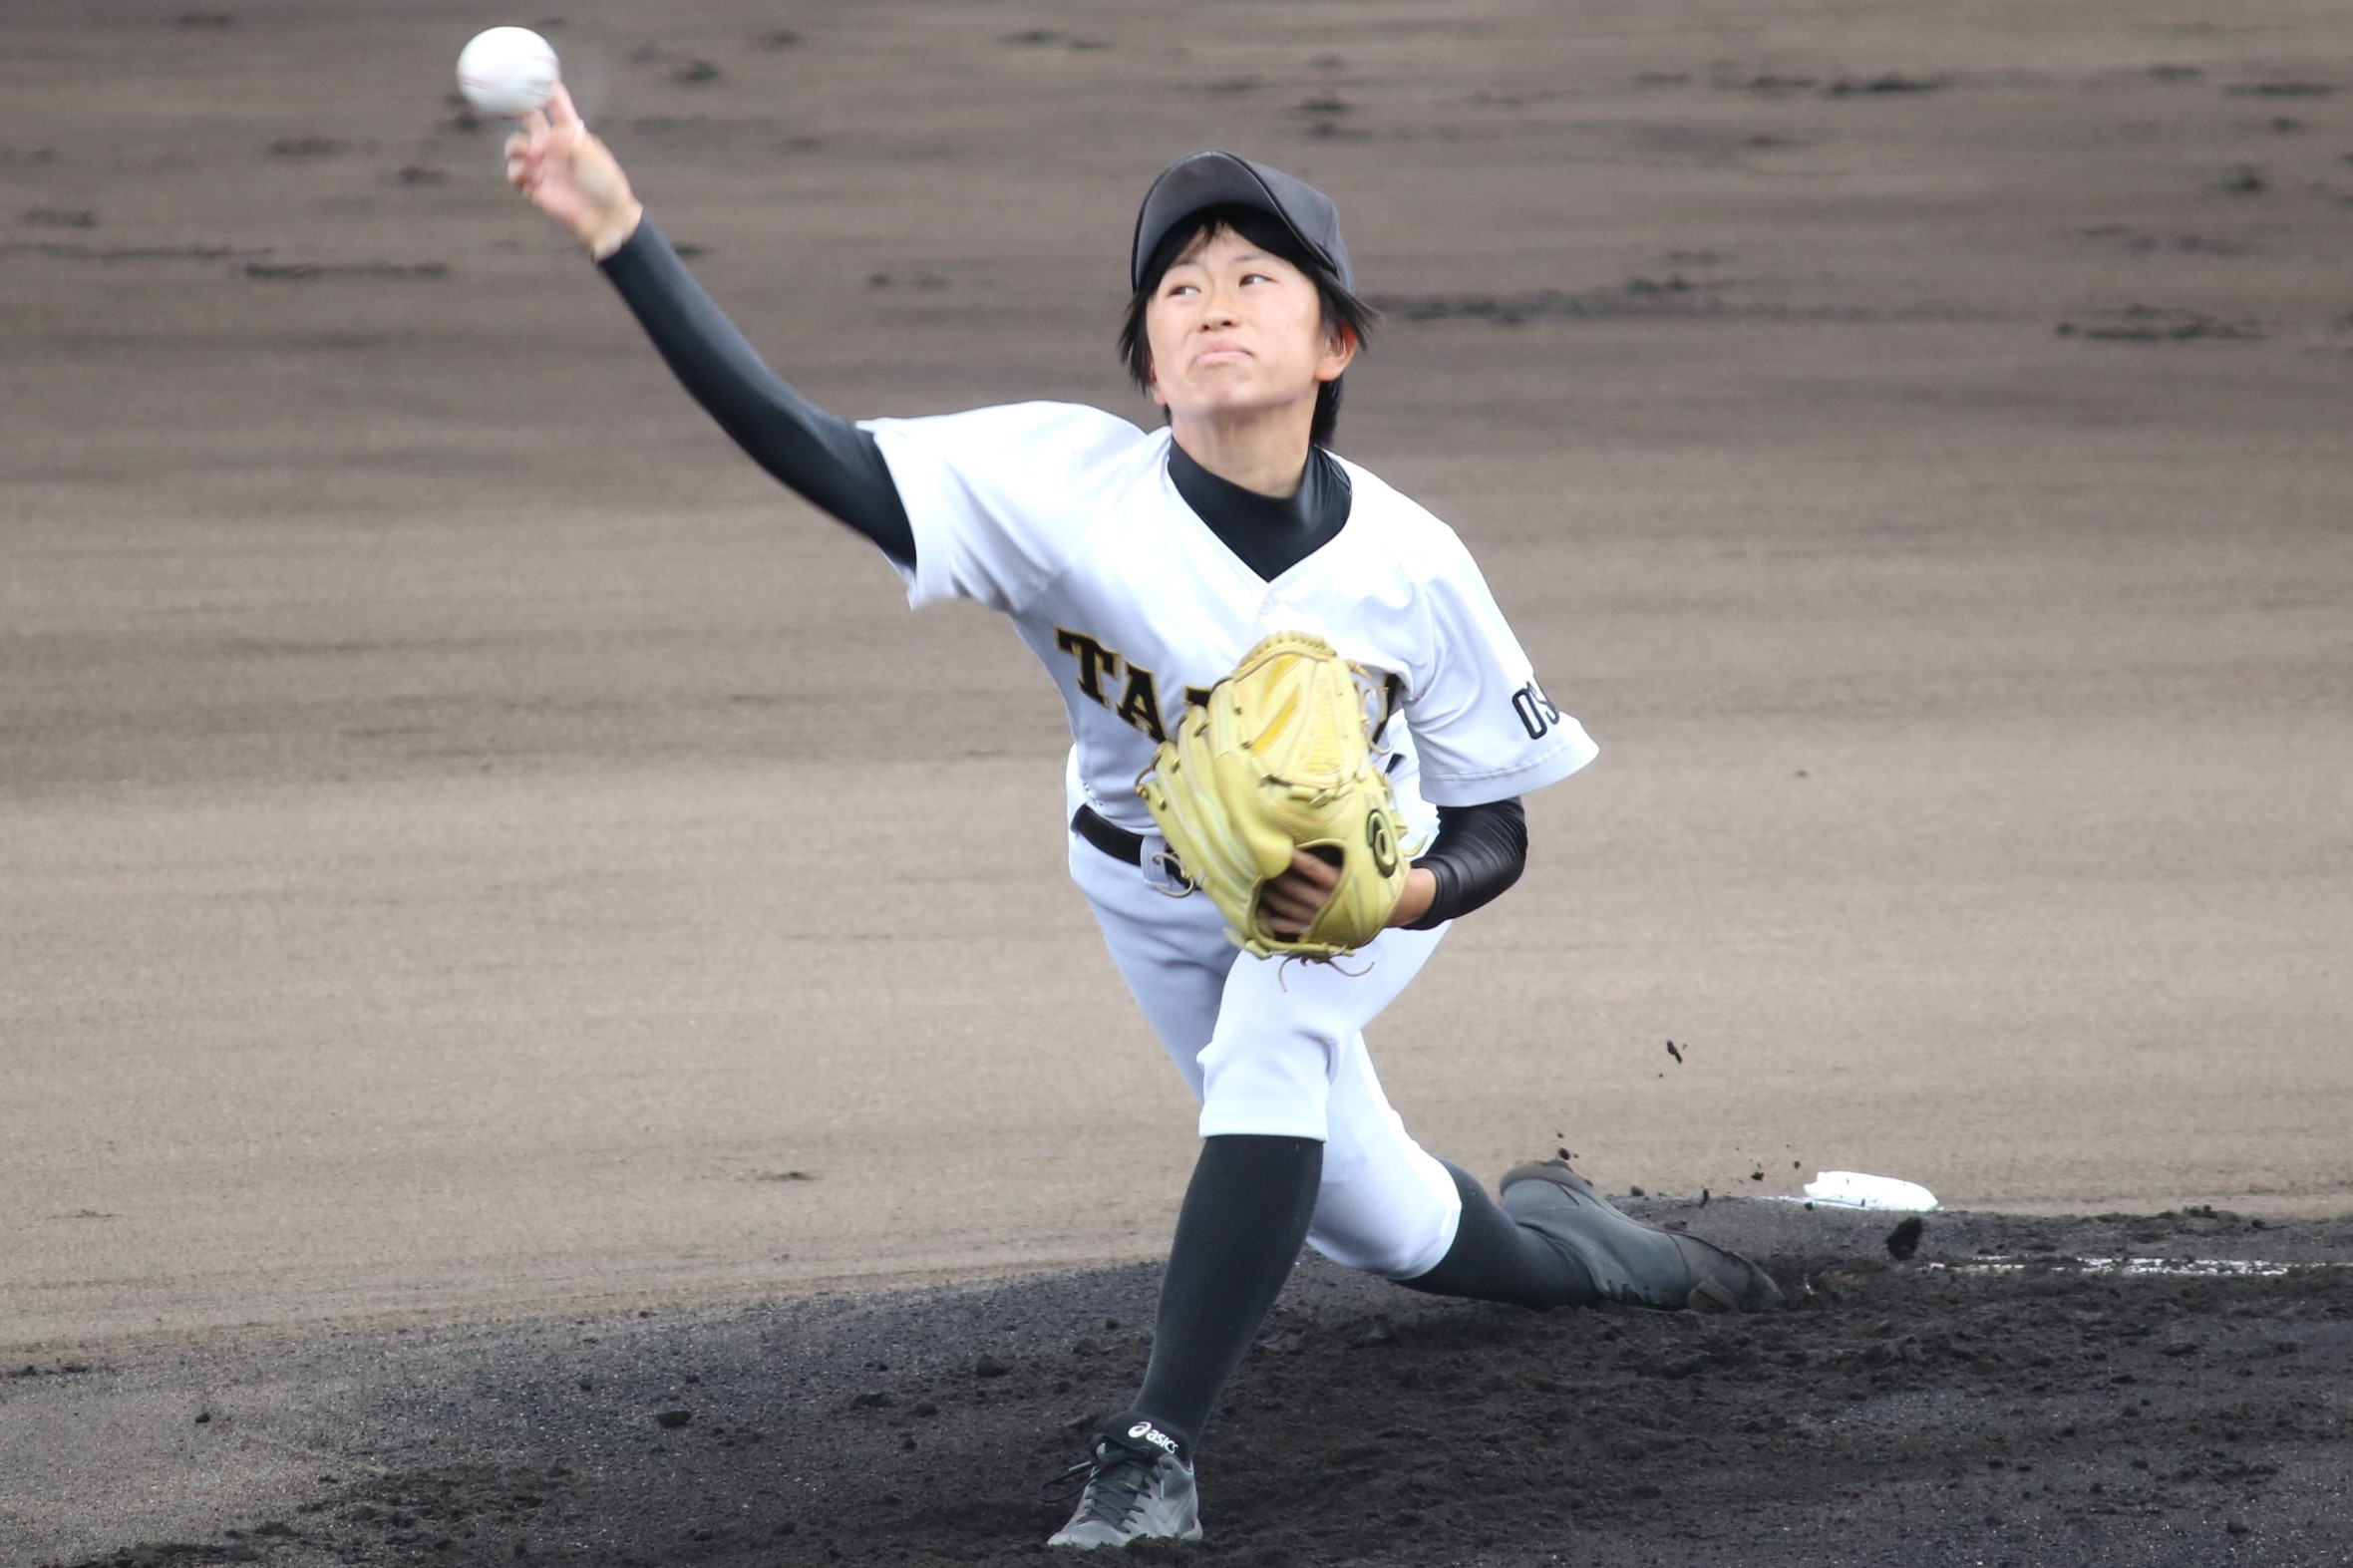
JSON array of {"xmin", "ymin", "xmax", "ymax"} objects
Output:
[
  {"xmin": 2057, "ymin": 306, "xmax": 2265, "ymax": 342},
  {"xmin": 2223, "ymin": 81, "xmax": 2336, "ymax": 99},
  {"xmin": 55, "ymin": 1204, "xmax": 2353, "ymax": 1568},
  {"xmin": 238, "ymin": 262, "xmax": 452, "ymax": 283},
  {"xmin": 1826, "ymin": 73, "xmax": 1950, "ymax": 97}
]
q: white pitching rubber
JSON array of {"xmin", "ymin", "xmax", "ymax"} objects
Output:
[{"xmin": 1801, "ymin": 1170, "xmax": 1940, "ymax": 1212}]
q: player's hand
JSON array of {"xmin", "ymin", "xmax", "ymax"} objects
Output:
[
  {"xmin": 504, "ymin": 82, "xmax": 642, "ymax": 259},
  {"xmin": 1261, "ymin": 853, "xmax": 1439, "ymax": 936},
  {"xmin": 1259, "ymin": 848, "xmax": 1342, "ymax": 938}
]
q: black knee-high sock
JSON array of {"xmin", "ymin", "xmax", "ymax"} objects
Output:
[
  {"xmin": 1396, "ymin": 1161, "xmax": 1597, "ymax": 1310},
  {"xmin": 1111, "ymin": 1133, "xmax": 1322, "ymax": 1457}
]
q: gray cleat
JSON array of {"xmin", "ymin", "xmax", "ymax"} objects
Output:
[
  {"xmin": 1502, "ymin": 1159, "xmax": 1784, "ymax": 1313},
  {"xmin": 1046, "ymin": 1426, "xmax": 1203, "ymax": 1549}
]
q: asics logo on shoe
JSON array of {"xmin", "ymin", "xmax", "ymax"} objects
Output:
[{"xmin": 1126, "ymin": 1420, "xmax": 1179, "ymax": 1455}]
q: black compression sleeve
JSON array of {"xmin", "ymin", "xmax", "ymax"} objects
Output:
[
  {"xmin": 1114, "ymin": 1133, "xmax": 1322, "ymax": 1456},
  {"xmin": 596, "ymin": 219, "xmax": 916, "ymax": 567},
  {"xmin": 1395, "ymin": 1161, "xmax": 1596, "ymax": 1309},
  {"xmin": 1405, "ymin": 796, "xmax": 1527, "ymax": 929}
]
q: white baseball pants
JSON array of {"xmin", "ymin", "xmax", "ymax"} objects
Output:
[{"xmin": 1067, "ymin": 812, "xmax": 1465, "ymax": 1280}]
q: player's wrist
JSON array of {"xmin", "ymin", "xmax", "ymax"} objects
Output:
[
  {"xmin": 586, "ymin": 198, "xmax": 644, "ymax": 261},
  {"xmin": 1388, "ymin": 867, "xmax": 1439, "ymax": 928}
]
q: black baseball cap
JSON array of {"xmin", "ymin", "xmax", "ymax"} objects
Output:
[{"xmin": 1130, "ymin": 150, "xmax": 1353, "ymax": 291}]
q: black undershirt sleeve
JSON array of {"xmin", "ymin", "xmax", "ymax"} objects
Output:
[
  {"xmin": 596, "ymin": 219, "xmax": 916, "ymax": 567},
  {"xmin": 1406, "ymin": 795, "xmax": 1527, "ymax": 929}
]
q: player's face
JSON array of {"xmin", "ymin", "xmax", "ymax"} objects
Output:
[{"xmin": 1144, "ymin": 227, "xmax": 1355, "ymax": 434}]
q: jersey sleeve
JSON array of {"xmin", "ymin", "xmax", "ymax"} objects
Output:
[
  {"xmin": 858, "ymin": 402, "xmax": 1145, "ymax": 614},
  {"xmin": 1402, "ymin": 530, "xmax": 1598, "ymax": 806}
]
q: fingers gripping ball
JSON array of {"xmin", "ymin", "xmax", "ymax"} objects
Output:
[
  {"xmin": 1138, "ymin": 632, "xmax": 1412, "ymax": 960},
  {"xmin": 458, "ymin": 27, "xmax": 560, "ymax": 118}
]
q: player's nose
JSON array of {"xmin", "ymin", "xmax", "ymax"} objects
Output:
[{"xmin": 1196, "ymin": 292, "xmax": 1241, "ymax": 327}]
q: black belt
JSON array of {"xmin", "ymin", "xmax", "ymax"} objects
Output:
[{"xmin": 1072, "ymin": 803, "xmax": 1148, "ymax": 865}]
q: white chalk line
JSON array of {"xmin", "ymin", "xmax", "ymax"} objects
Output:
[{"xmin": 1927, "ymin": 1255, "xmax": 2347, "ymax": 1279}]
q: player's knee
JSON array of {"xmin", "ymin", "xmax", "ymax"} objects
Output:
[
  {"xmin": 1195, "ymin": 1027, "xmax": 1340, "ymax": 1118},
  {"xmin": 1194, "ymin": 1040, "xmax": 1336, "ymax": 1140}
]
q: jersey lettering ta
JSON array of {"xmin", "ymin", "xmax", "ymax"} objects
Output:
[{"xmin": 860, "ymin": 402, "xmax": 1596, "ymax": 837}]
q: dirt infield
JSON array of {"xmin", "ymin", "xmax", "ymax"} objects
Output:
[
  {"xmin": 4, "ymin": 0, "xmax": 2351, "ymax": 1561},
  {"xmin": 15, "ymin": 1202, "xmax": 2353, "ymax": 1566}
]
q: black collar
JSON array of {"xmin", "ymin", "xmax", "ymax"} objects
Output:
[{"xmin": 1166, "ymin": 441, "xmax": 1353, "ymax": 582}]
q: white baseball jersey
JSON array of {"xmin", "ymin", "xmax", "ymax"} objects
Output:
[{"xmin": 862, "ymin": 401, "xmax": 1595, "ymax": 838}]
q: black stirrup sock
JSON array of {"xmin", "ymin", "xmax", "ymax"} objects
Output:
[
  {"xmin": 1396, "ymin": 1160, "xmax": 1599, "ymax": 1310},
  {"xmin": 1115, "ymin": 1132, "xmax": 1323, "ymax": 1454}
]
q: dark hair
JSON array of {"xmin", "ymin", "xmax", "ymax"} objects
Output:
[{"xmin": 1117, "ymin": 202, "xmax": 1378, "ymax": 449}]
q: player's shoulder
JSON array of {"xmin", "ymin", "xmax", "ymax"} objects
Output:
[
  {"xmin": 1329, "ymin": 454, "xmax": 1480, "ymax": 576},
  {"xmin": 966, "ymin": 399, "xmax": 1147, "ymax": 440},
  {"xmin": 865, "ymin": 399, "xmax": 1146, "ymax": 453}
]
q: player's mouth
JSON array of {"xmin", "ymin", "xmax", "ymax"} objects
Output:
[{"xmin": 1192, "ymin": 341, "xmax": 1251, "ymax": 369}]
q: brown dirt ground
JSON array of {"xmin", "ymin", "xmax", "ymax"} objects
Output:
[
  {"xmin": 20, "ymin": 1203, "xmax": 2353, "ymax": 1567},
  {"xmin": 4, "ymin": 0, "xmax": 2351, "ymax": 1562}
]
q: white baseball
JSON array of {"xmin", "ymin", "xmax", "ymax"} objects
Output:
[{"xmin": 457, "ymin": 27, "xmax": 559, "ymax": 118}]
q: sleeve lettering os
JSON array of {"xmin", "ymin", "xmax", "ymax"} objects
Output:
[
  {"xmin": 1402, "ymin": 531, "xmax": 1597, "ymax": 807},
  {"xmin": 859, "ymin": 403, "xmax": 1145, "ymax": 615}
]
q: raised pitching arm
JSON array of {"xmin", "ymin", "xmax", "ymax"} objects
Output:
[
  {"xmin": 504, "ymin": 84, "xmax": 913, "ymax": 564},
  {"xmin": 596, "ymin": 224, "xmax": 913, "ymax": 564}
]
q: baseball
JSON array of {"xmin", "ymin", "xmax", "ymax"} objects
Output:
[{"xmin": 456, "ymin": 26, "xmax": 559, "ymax": 119}]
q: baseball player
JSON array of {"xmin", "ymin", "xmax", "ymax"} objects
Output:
[{"xmin": 504, "ymin": 86, "xmax": 1780, "ymax": 1550}]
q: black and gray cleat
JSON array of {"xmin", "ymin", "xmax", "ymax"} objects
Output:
[
  {"xmin": 1502, "ymin": 1159, "xmax": 1784, "ymax": 1313},
  {"xmin": 1045, "ymin": 1423, "xmax": 1203, "ymax": 1549}
]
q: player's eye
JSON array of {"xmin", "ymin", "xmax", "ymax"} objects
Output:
[
  {"xmin": 1240, "ymin": 271, "xmax": 1272, "ymax": 285},
  {"xmin": 1165, "ymin": 281, "xmax": 1199, "ymax": 297}
]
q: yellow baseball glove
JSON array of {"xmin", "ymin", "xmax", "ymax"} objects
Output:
[{"xmin": 1137, "ymin": 631, "xmax": 1412, "ymax": 960}]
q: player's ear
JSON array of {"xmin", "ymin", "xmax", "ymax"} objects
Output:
[{"xmin": 1314, "ymin": 322, "xmax": 1358, "ymax": 385}]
